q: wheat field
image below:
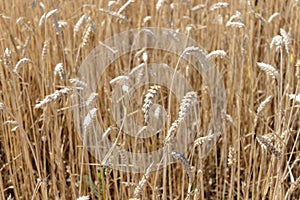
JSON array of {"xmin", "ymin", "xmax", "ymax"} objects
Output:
[{"xmin": 0, "ymin": 0, "xmax": 300, "ymax": 199}]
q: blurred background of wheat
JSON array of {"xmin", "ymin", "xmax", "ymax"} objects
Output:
[{"xmin": 0, "ymin": 0, "xmax": 300, "ymax": 199}]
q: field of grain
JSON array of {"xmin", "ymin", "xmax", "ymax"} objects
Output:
[{"xmin": 0, "ymin": 0, "xmax": 300, "ymax": 199}]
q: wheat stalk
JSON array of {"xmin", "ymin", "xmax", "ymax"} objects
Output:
[
  {"xmin": 280, "ymin": 28, "xmax": 292, "ymax": 54},
  {"xmin": 22, "ymin": 36, "xmax": 31, "ymax": 57},
  {"xmin": 85, "ymin": 93, "xmax": 98, "ymax": 107},
  {"xmin": 16, "ymin": 17, "xmax": 34, "ymax": 34},
  {"xmin": 257, "ymin": 62, "xmax": 279, "ymax": 79},
  {"xmin": 207, "ymin": 50, "xmax": 227, "ymax": 59},
  {"xmin": 133, "ymin": 162, "xmax": 154, "ymax": 198},
  {"xmin": 226, "ymin": 21, "xmax": 245, "ymax": 28},
  {"xmin": 209, "ymin": 2, "xmax": 229, "ymax": 11},
  {"xmin": 256, "ymin": 135, "xmax": 282, "ymax": 158},
  {"xmin": 98, "ymin": 8, "xmax": 127, "ymax": 21},
  {"xmin": 41, "ymin": 40, "xmax": 49, "ymax": 61},
  {"xmin": 227, "ymin": 146, "xmax": 236, "ymax": 166},
  {"xmin": 82, "ymin": 24, "xmax": 93, "ymax": 47},
  {"xmin": 54, "ymin": 63, "xmax": 65, "ymax": 80},
  {"xmin": 268, "ymin": 12, "xmax": 280, "ymax": 23},
  {"xmin": 165, "ymin": 91, "xmax": 197, "ymax": 144},
  {"xmin": 74, "ymin": 14, "xmax": 87, "ymax": 36},
  {"xmin": 226, "ymin": 11, "xmax": 245, "ymax": 28},
  {"xmin": 142, "ymin": 85, "xmax": 161, "ymax": 123},
  {"xmin": 257, "ymin": 95, "xmax": 273, "ymax": 114},
  {"xmin": 193, "ymin": 134, "xmax": 215, "ymax": 148},
  {"xmin": 270, "ymin": 35, "xmax": 283, "ymax": 51},
  {"xmin": 170, "ymin": 151, "xmax": 193, "ymax": 198},
  {"xmin": 69, "ymin": 78, "xmax": 87, "ymax": 88},
  {"xmin": 4, "ymin": 48, "xmax": 12, "ymax": 68},
  {"xmin": 191, "ymin": 4, "xmax": 206, "ymax": 12},
  {"xmin": 254, "ymin": 95, "xmax": 273, "ymax": 128},
  {"xmin": 45, "ymin": 9, "xmax": 58, "ymax": 20},
  {"xmin": 35, "ymin": 87, "xmax": 73, "ymax": 109},
  {"xmin": 117, "ymin": 0, "xmax": 135, "ymax": 14},
  {"xmin": 14, "ymin": 58, "xmax": 32, "ymax": 72},
  {"xmin": 83, "ymin": 108, "xmax": 97, "ymax": 133}
]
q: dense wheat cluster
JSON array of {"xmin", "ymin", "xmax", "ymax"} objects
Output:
[{"xmin": 0, "ymin": 0, "xmax": 300, "ymax": 199}]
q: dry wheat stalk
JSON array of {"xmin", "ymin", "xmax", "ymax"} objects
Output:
[
  {"xmin": 4, "ymin": 48, "xmax": 12, "ymax": 68},
  {"xmin": 45, "ymin": 9, "xmax": 58, "ymax": 20},
  {"xmin": 4, "ymin": 120, "xmax": 18, "ymax": 125},
  {"xmin": 85, "ymin": 93, "xmax": 98, "ymax": 107},
  {"xmin": 257, "ymin": 62, "xmax": 279, "ymax": 79},
  {"xmin": 178, "ymin": 91, "xmax": 197, "ymax": 120},
  {"xmin": 83, "ymin": 108, "xmax": 97, "ymax": 133},
  {"xmin": 134, "ymin": 47, "xmax": 146, "ymax": 58},
  {"xmin": 38, "ymin": 13, "xmax": 46, "ymax": 26},
  {"xmin": 22, "ymin": 36, "xmax": 31, "ymax": 57},
  {"xmin": 142, "ymin": 85, "xmax": 161, "ymax": 123},
  {"xmin": 52, "ymin": 18, "xmax": 62, "ymax": 35},
  {"xmin": 191, "ymin": 4, "xmax": 206, "ymax": 12},
  {"xmin": 143, "ymin": 16, "xmax": 151, "ymax": 24},
  {"xmin": 241, "ymin": 34, "xmax": 249, "ymax": 54},
  {"xmin": 165, "ymin": 119, "xmax": 181, "ymax": 144},
  {"xmin": 82, "ymin": 24, "xmax": 93, "ymax": 47},
  {"xmin": 270, "ymin": 35, "xmax": 283, "ymax": 51},
  {"xmin": 121, "ymin": 182, "xmax": 136, "ymax": 187},
  {"xmin": 183, "ymin": 46, "xmax": 201, "ymax": 55},
  {"xmin": 207, "ymin": 50, "xmax": 227, "ymax": 59},
  {"xmin": 257, "ymin": 95, "xmax": 273, "ymax": 115},
  {"xmin": 227, "ymin": 11, "xmax": 242, "ymax": 22},
  {"xmin": 193, "ymin": 134, "xmax": 215, "ymax": 148},
  {"xmin": 209, "ymin": 2, "xmax": 229, "ymax": 11},
  {"xmin": 246, "ymin": 1, "xmax": 266, "ymax": 24},
  {"xmin": 54, "ymin": 63, "xmax": 65, "ymax": 80},
  {"xmin": 256, "ymin": 135, "xmax": 282, "ymax": 158},
  {"xmin": 98, "ymin": 8, "xmax": 127, "ymax": 21},
  {"xmin": 69, "ymin": 78, "xmax": 87, "ymax": 88},
  {"xmin": 254, "ymin": 95, "xmax": 273, "ymax": 128},
  {"xmin": 16, "ymin": 17, "xmax": 34, "ymax": 34},
  {"xmin": 3, "ymin": 48, "xmax": 22, "ymax": 78},
  {"xmin": 74, "ymin": 14, "xmax": 87, "ymax": 36},
  {"xmin": 14, "ymin": 58, "xmax": 32, "ymax": 72},
  {"xmin": 226, "ymin": 21, "xmax": 245, "ymax": 28},
  {"xmin": 228, "ymin": 146, "xmax": 236, "ymax": 166},
  {"xmin": 226, "ymin": 11, "xmax": 245, "ymax": 28},
  {"xmin": 280, "ymin": 28, "xmax": 292, "ymax": 54},
  {"xmin": 170, "ymin": 151, "xmax": 193, "ymax": 197},
  {"xmin": 41, "ymin": 40, "xmax": 49, "ymax": 61},
  {"xmin": 117, "ymin": 0, "xmax": 135, "ymax": 14},
  {"xmin": 268, "ymin": 12, "xmax": 280, "ymax": 23},
  {"xmin": 222, "ymin": 110, "xmax": 234, "ymax": 127},
  {"xmin": 133, "ymin": 162, "xmax": 154, "ymax": 198},
  {"xmin": 35, "ymin": 87, "xmax": 73, "ymax": 108},
  {"xmin": 85, "ymin": 16, "xmax": 96, "ymax": 32},
  {"xmin": 165, "ymin": 91, "xmax": 197, "ymax": 144}
]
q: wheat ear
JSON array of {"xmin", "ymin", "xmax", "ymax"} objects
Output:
[
  {"xmin": 35, "ymin": 87, "xmax": 73, "ymax": 108},
  {"xmin": 165, "ymin": 91, "xmax": 197, "ymax": 144},
  {"xmin": 142, "ymin": 85, "xmax": 161, "ymax": 123},
  {"xmin": 171, "ymin": 151, "xmax": 193, "ymax": 198},
  {"xmin": 256, "ymin": 135, "xmax": 282, "ymax": 158}
]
